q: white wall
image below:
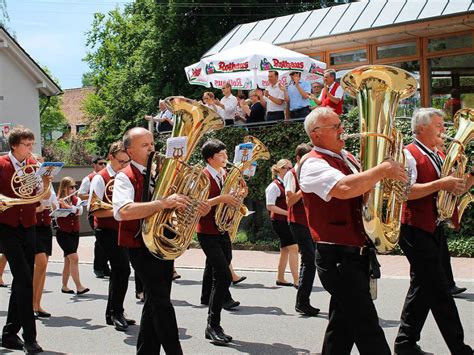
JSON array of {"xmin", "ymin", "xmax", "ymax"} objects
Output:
[{"xmin": 0, "ymin": 50, "xmax": 42, "ymax": 154}]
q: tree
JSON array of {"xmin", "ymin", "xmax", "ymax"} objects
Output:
[
  {"xmin": 40, "ymin": 68, "xmax": 67, "ymax": 143},
  {"xmin": 0, "ymin": 0, "xmax": 9, "ymax": 28}
]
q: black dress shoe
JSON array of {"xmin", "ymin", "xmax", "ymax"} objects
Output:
[
  {"xmin": 106, "ymin": 314, "xmax": 136, "ymax": 326},
  {"xmin": 23, "ymin": 341, "xmax": 43, "ymax": 353},
  {"xmin": 394, "ymin": 344, "xmax": 429, "ymax": 355},
  {"xmin": 232, "ymin": 276, "xmax": 247, "ymax": 285},
  {"xmin": 216, "ymin": 325, "xmax": 233, "ymax": 342},
  {"xmin": 295, "ymin": 304, "xmax": 320, "ymax": 317},
  {"xmin": 276, "ymin": 281, "xmax": 294, "ymax": 287},
  {"xmin": 94, "ymin": 270, "xmax": 105, "ymax": 279},
  {"xmin": 1, "ymin": 334, "xmax": 24, "ymax": 350},
  {"xmin": 110, "ymin": 314, "xmax": 129, "ymax": 331},
  {"xmin": 223, "ymin": 299, "xmax": 240, "ymax": 310},
  {"xmin": 450, "ymin": 285, "xmax": 467, "ymax": 296},
  {"xmin": 200, "ymin": 299, "xmax": 209, "ymax": 306},
  {"xmin": 205, "ymin": 325, "xmax": 230, "ymax": 345},
  {"xmin": 36, "ymin": 311, "xmax": 51, "ymax": 318}
]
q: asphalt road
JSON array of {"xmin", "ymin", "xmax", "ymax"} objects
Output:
[{"xmin": 0, "ymin": 263, "xmax": 473, "ymax": 354}]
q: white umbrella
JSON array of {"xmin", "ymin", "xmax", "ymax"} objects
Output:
[{"xmin": 185, "ymin": 40, "xmax": 326, "ymax": 90}]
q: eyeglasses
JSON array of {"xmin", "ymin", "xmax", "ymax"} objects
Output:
[
  {"xmin": 312, "ymin": 122, "xmax": 344, "ymax": 132},
  {"xmin": 19, "ymin": 142, "xmax": 35, "ymax": 148},
  {"xmin": 118, "ymin": 159, "xmax": 131, "ymax": 165},
  {"xmin": 96, "ymin": 162, "xmax": 107, "ymax": 166}
]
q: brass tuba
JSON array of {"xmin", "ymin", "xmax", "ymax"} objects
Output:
[
  {"xmin": 89, "ymin": 179, "xmax": 114, "ymax": 213},
  {"xmin": 142, "ymin": 97, "xmax": 225, "ymax": 260},
  {"xmin": 341, "ymin": 65, "xmax": 417, "ymax": 254},
  {"xmin": 437, "ymin": 108, "xmax": 473, "ymax": 225},
  {"xmin": 215, "ymin": 136, "xmax": 270, "ymax": 242},
  {"xmin": 0, "ymin": 163, "xmax": 53, "ymax": 213}
]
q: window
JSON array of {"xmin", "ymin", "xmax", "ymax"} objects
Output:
[
  {"xmin": 376, "ymin": 42, "xmax": 417, "ymax": 60},
  {"xmin": 428, "ymin": 33, "xmax": 473, "ymax": 53},
  {"xmin": 330, "ymin": 48, "xmax": 367, "ymax": 66}
]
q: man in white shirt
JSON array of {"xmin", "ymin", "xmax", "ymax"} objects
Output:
[
  {"xmin": 315, "ymin": 69, "xmax": 344, "ymax": 115},
  {"xmin": 263, "ymin": 71, "xmax": 286, "ymax": 121},
  {"xmin": 214, "ymin": 83, "xmax": 238, "ymax": 124},
  {"xmin": 144, "ymin": 100, "xmax": 174, "ymax": 133}
]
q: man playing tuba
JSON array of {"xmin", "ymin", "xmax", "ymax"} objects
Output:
[
  {"xmin": 88, "ymin": 141, "xmax": 134, "ymax": 332},
  {"xmin": 299, "ymin": 108, "xmax": 407, "ymax": 355},
  {"xmin": 394, "ymin": 108, "xmax": 473, "ymax": 355},
  {"xmin": 0, "ymin": 127, "xmax": 47, "ymax": 353}
]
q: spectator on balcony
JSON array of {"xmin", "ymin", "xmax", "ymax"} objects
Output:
[
  {"xmin": 234, "ymin": 94, "xmax": 248, "ymax": 126},
  {"xmin": 309, "ymin": 81, "xmax": 323, "ymax": 110},
  {"xmin": 284, "ymin": 72, "xmax": 311, "ymax": 119},
  {"xmin": 144, "ymin": 100, "xmax": 174, "ymax": 133},
  {"xmin": 444, "ymin": 88, "xmax": 462, "ymax": 118},
  {"xmin": 240, "ymin": 90, "xmax": 265, "ymax": 124},
  {"xmin": 262, "ymin": 71, "xmax": 286, "ymax": 121},
  {"xmin": 214, "ymin": 83, "xmax": 238, "ymax": 126},
  {"xmin": 315, "ymin": 69, "xmax": 344, "ymax": 115}
]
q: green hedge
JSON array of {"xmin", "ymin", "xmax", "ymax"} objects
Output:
[{"xmin": 156, "ymin": 109, "xmax": 473, "ymax": 255}]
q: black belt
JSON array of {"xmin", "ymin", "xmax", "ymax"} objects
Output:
[{"xmin": 290, "ymin": 106, "xmax": 310, "ymax": 113}]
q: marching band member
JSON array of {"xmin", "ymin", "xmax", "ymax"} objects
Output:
[
  {"xmin": 284, "ymin": 143, "xmax": 320, "ymax": 317},
  {"xmin": 112, "ymin": 127, "xmax": 209, "ymax": 354},
  {"xmin": 299, "ymin": 107, "xmax": 407, "ymax": 355},
  {"xmin": 88, "ymin": 141, "xmax": 134, "ymax": 331},
  {"xmin": 33, "ymin": 155, "xmax": 58, "ymax": 319},
  {"xmin": 77, "ymin": 156, "xmax": 110, "ymax": 279},
  {"xmin": 0, "ymin": 127, "xmax": 45, "ymax": 353},
  {"xmin": 196, "ymin": 139, "xmax": 242, "ymax": 346},
  {"xmin": 394, "ymin": 108, "xmax": 473, "ymax": 355},
  {"xmin": 265, "ymin": 159, "xmax": 299, "ymax": 287},
  {"xmin": 56, "ymin": 177, "xmax": 89, "ymax": 296}
]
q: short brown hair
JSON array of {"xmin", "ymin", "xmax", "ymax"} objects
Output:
[
  {"xmin": 108, "ymin": 141, "xmax": 126, "ymax": 157},
  {"xmin": 295, "ymin": 143, "xmax": 312, "ymax": 159},
  {"xmin": 8, "ymin": 126, "xmax": 35, "ymax": 149}
]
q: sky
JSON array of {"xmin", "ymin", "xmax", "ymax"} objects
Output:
[{"xmin": 5, "ymin": 0, "xmax": 128, "ymax": 89}]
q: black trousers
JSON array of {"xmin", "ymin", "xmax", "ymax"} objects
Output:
[
  {"xmin": 200, "ymin": 257, "xmax": 233, "ymax": 305},
  {"xmin": 289, "ymin": 222, "xmax": 316, "ymax": 307},
  {"xmin": 197, "ymin": 233, "xmax": 232, "ymax": 327},
  {"xmin": 395, "ymin": 225, "xmax": 472, "ymax": 354},
  {"xmin": 129, "ymin": 247, "xmax": 182, "ymax": 355},
  {"xmin": 135, "ymin": 271, "xmax": 144, "ymax": 294},
  {"xmin": 440, "ymin": 232, "xmax": 455, "ymax": 288},
  {"xmin": 90, "ymin": 215, "xmax": 109, "ymax": 273},
  {"xmin": 95, "ymin": 228, "xmax": 130, "ymax": 317},
  {"xmin": 0, "ymin": 224, "xmax": 37, "ymax": 343},
  {"xmin": 315, "ymin": 243, "xmax": 390, "ymax": 355}
]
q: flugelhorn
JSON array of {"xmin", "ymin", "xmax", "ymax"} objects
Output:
[
  {"xmin": 437, "ymin": 108, "xmax": 473, "ymax": 225},
  {"xmin": 89, "ymin": 179, "xmax": 114, "ymax": 213},
  {"xmin": 341, "ymin": 65, "xmax": 417, "ymax": 254},
  {"xmin": 215, "ymin": 136, "xmax": 270, "ymax": 241},
  {"xmin": 0, "ymin": 158, "xmax": 53, "ymax": 214}
]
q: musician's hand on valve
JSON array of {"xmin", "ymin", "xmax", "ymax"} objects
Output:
[
  {"xmin": 220, "ymin": 194, "xmax": 240, "ymax": 207},
  {"xmin": 380, "ymin": 160, "xmax": 408, "ymax": 182},
  {"xmin": 162, "ymin": 194, "xmax": 190, "ymax": 210},
  {"xmin": 441, "ymin": 176, "xmax": 465, "ymax": 195}
]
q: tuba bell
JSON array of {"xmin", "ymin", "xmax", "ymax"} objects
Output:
[
  {"xmin": 142, "ymin": 97, "xmax": 225, "ymax": 260},
  {"xmin": 89, "ymin": 179, "xmax": 114, "ymax": 213},
  {"xmin": 0, "ymin": 161, "xmax": 52, "ymax": 213},
  {"xmin": 215, "ymin": 136, "xmax": 270, "ymax": 242},
  {"xmin": 437, "ymin": 108, "xmax": 473, "ymax": 225},
  {"xmin": 341, "ymin": 65, "xmax": 417, "ymax": 254}
]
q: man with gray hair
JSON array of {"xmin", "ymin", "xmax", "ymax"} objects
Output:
[
  {"xmin": 394, "ymin": 107, "xmax": 473, "ymax": 355},
  {"xmin": 299, "ymin": 107, "xmax": 406, "ymax": 355}
]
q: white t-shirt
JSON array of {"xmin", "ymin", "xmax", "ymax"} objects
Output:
[
  {"xmin": 265, "ymin": 84, "xmax": 285, "ymax": 112},
  {"xmin": 220, "ymin": 94, "xmax": 238, "ymax": 121}
]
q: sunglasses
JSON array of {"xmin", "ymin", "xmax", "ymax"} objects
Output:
[{"xmin": 96, "ymin": 162, "xmax": 107, "ymax": 166}]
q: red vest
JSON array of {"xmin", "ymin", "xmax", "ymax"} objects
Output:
[
  {"xmin": 36, "ymin": 209, "xmax": 52, "ymax": 227},
  {"xmin": 57, "ymin": 196, "xmax": 80, "ymax": 233},
  {"xmin": 0, "ymin": 155, "xmax": 38, "ymax": 228},
  {"xmin": 287, "ymin": 168, "xmax": 307, "ymax": 226},
  {"xmin": 301, "ymin": 150, "xmax": 366, "ymax": 247},
  {"xmin": 402, "ymin": 143, "xmax": 449, "ymax": 233},
  {"xmin": 197, "ymin": 168, "xmax": 222, "ymax": 235},
  {"xmin": 117, "ymin": 164, "xmax": 146, "ymax": 248},
  {"xmin": 93, "ymin": 168, "xmax": 119, "ymax": 231},
  {"xmin": 321, "ymin": 82, "xmax": 343, "ymax": 114},
  {"xmin": 87, "ymin": 172, "xmax": 96, "ymax": 182},
  {"xmin": 269, "ymin": 179, "xmax": 287, "ymax": 222}
]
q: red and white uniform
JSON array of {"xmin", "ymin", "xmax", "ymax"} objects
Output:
[{"xmin": 265, "ymin": 177, "xmax": 287, "ymax": 222}]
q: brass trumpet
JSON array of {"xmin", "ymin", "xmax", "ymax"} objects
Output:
[
  {"xmin": 89, "ymin": 179, "xmax": 114, "ymax": 213},
  {"xmin": 0, "ymin": 162, "xmax": 53, "ymax": 214}
]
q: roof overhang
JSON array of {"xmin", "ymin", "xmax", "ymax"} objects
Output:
[{"xmin": 0, "ymin": 27, "xmax": 62, "ymax": 96}]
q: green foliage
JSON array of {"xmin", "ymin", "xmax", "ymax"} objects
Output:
[{"xmin": 42, "ymin": 139, "xmax": 93, "ymax": 166}]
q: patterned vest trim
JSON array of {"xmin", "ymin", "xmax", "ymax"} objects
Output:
[
  {"xmin": 0, "ymin": 155, "xmax": 38, "ymax": 228},
  {"xmin": 301, "ymin": 150, "xmax": 366, "ymax": 247},
  {"xmin": 321, "ymin": 82, "xmax": 343, "ymax": 114},
  {"xmin": 117, "ymin": 164, "xmax": 146, "ymax": 248},
  {"xmin": 287, "ymin": 168, "xmax": 307, "ymax": 226},
  {"xmin": 57, "ymin": 196, "xmax": 80, "ymax": 233},
  {"xmin": 197, "ymin": 168, "xmax": 223, "ymax": 235},
  {"xmin": 94, "ymin": 168, "xmax": 119, "ymax": 231},
  {"xmin": 270, "ymin": 179, "xmax": 288, "ymax": 222}
]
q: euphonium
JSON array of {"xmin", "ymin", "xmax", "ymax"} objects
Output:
[
  {"xmin": 89, "ymin": 179, "xmax": 114, "ymax": 213},
  {"xmin": 215, "ymin": 136, "xmax": 270, "ymax": 242},
  {"xmin": 0, "ymin": 161, "xmax": 53, "ymax": 213},
  {"xmin": 341, "ymin": 65, "xmax": 417, "ymax": 254},
  {"xmin": 142, "ymin": 97, "xmax": 225, "ymax": 260},
  {"xmin": 437, "ymin": 108, "xmax": 474, "ymax": 225}
]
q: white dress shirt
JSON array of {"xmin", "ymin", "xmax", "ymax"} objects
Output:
[
  {"xmin": 206, "ymin": 164, "xmax": 225, "ymax": 188},
  {"xmin": 8, "ymin": 151, "xmax": 26, "ymax": 171},
  {"xmin": 60, "ymin": 196, "xmax": 83, "ymax": 215},
  {"xmin": 41, "ymin": 186, "xmax": 58, "ymax": 209},
  {"xmin": 318, "ymin": 82, "xmax": 344, "ymax": 101},
  {"xmin": 265, "ymin": 84, "xmax": 285, "ymax": 112},
  {"xmin": 78, "ymin": 175, "xmax": 93, "ymax": 195},
  {"xmin": 265, "ymin": 177, "xmax": 284, "ymax": 205},
  {"xmin": 220, "ymin": 94, "xmax": 238, "ymax": 121},
  {"xmin": 112, "ymin": 160, "xmax": 146, "ymax": 221},
  {"xmin": 283, "ymin": 164, "xmax": 298, "ymax": 193},
  {"xmin": 87, "ymin": 164, "xmax": 117, "ymax": 211}
]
